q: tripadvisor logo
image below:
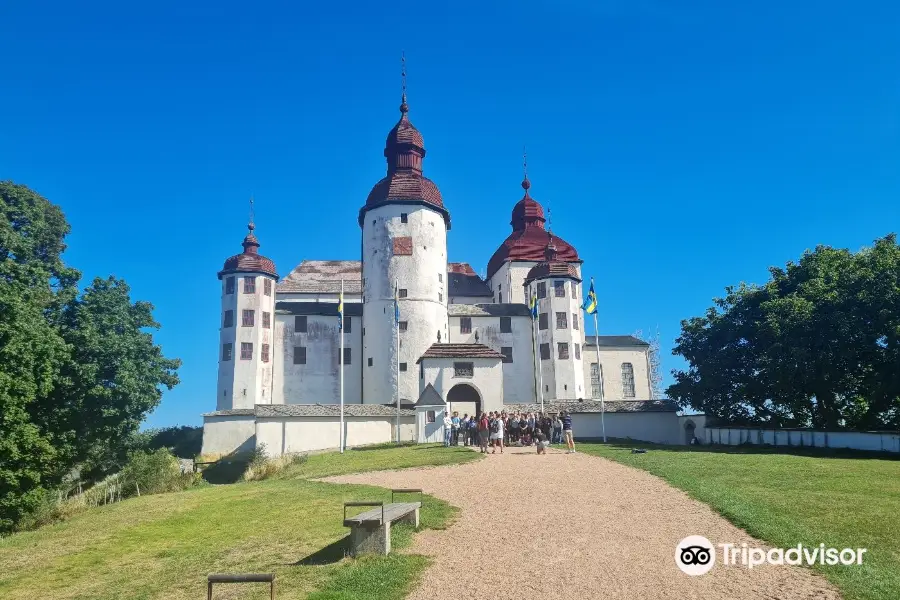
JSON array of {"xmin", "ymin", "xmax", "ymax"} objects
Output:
[{"xmin": 675, "ymin": 536, "xmax": 867, "ymax": 575}]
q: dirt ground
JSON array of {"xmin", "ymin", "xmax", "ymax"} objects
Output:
[{"xmin": 327, "ymin": 445, "xmax": 841, "ymax": 600}]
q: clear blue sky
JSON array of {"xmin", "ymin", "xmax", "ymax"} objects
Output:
[{"xmin": 2, "ymin": 1, "xmax": 898, "ymax": 428}]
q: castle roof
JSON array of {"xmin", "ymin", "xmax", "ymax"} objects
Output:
[
  {"xmin": 218, "ymin": 223, "xmax": 278, "ymax": 280},
  {"xmin": 359, "ymin": 92, "xmax": 450, "ymax": 227},
  {"xmin": 523, "ymin": 240, "xmax": 581, "ymax": 284},
  {"xmin": 486, "ymin": 178, "xmax": 579, "ymax": 279},
  {"xmin": 416, "ymin": 343, "xmax": 505, "ymax": 363},
  {"xmin": 583, "ymin": 335, "xmax": 650, "ymax": 348}
]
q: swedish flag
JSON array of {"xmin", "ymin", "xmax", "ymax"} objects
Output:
[
  {"xmin": 582, "ymin": 278, "xmax": 598, "ymax": 315},
  {"xmin": 337, "ymin": 290, "xmax": 344, "ymax": 330},
  {"xmin": 529, "ymin": 291, "xmax": 538, "ymax": 319}
]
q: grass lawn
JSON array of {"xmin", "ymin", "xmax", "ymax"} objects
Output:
[
  {"xmin": 578, "ymin": 441, "xmax": 900, "ymax": 600},
  {"xmin": 0, "ymin": 444, "xmax": 479, "ymax": 600}
]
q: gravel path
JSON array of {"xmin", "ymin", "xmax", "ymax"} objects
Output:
[{"xmin": 327, "ymin": 446, "xmax": 840, "ymax": 600}]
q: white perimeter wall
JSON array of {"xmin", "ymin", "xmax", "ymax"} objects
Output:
[
  {"xmin": 256, "ymin": 415, "xmax": 416, "ymax": 456},
  {"xmin": 273, "ymin": 311, "xmax": 363, "ymax": 405},
  {"xmin": 202, "ymin": 415, "xmax": 256, "ymax": 456},
  {"xmin": 421, "ymin": 357, "xmax": 504, "ymax": 414},
  {"xmin": 706, "ymin": 427, "xmax": 900, "ymax": 453},
  {"xmin": 572, "ymin": 411, "xmax": 683, "ymax": 445}
]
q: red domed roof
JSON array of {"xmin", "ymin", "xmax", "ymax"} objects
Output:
[
  {"xmin": 218, "ymin": 223, "xmax": 278, "ymax": 280},
  {"xmin": 359, "ymin": 95, "xmax": 450, "ymax": 227},
  {"xmin": 486, "ymin": 178, "xmax": 580, "ymax": 279},
  {"xmin": 524, "ymin": 242, "xmax": 581, "ymax": 284}
]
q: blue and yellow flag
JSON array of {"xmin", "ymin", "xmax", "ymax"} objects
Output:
[
  {"xmin": 529, "ymin": 291, "xmax": 538, "ymax": 319},
  {"xmin": 337, "ymin": 290, "xmax": 344, "ymax": 330},
  {"xmin": 394, "ymin": 283, "xmax": 400, "ymax": 324},
  {"xmin": 582, "ymin": 278, "xmax": 598, "ymax": 315}
]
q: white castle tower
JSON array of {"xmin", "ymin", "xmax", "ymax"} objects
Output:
[
  {"xmin": 524, "ymin": 240, "xmax": 585, "ymax": 400},
  {"xmin": 216, "ymin": 217, "xmax": 279, "ymax": 410},
  {"xmin": 359, "ymin": 83, "xmax": 451, "ymax": 405}
]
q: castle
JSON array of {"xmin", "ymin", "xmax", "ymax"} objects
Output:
[{"xmin": 201, "ymin": 86, "xmax": 680, "ymax": 457}]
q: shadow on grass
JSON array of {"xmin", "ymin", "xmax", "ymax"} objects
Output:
[
  {"xmin": 350, "ymin": 442, "xmax": 419, "ymax": 452},
  {"xmin": 580, "ymin": 438, "xmax": 900, "ymax": 461},
  {"xmin": 295, "ymin": 536, "xmax": 349, "ymax": 565},
  {"xmin": 199, "ymin": 457, "xmax": 250, "ymax": 484}
]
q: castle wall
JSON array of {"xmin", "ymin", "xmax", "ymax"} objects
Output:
[
  {"xmin": 581, "ymin": 346, "xmax": 652, "ymax": 400},
  {"xmin": 362, "ymin": 204, "xmax": 448, "ymax": 404}
]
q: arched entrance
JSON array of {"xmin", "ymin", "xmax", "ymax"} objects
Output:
[
  {"xmin": 447, "ymin": 383, "xmax": 481, "ymax": 417},
  {"xmin": 684, "ymin": 420, "xmax": 696, "ymax": 445}
]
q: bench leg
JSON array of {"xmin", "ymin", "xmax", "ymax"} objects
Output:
[
  {"xmin": 398, "ymin": 507, "xmax": 420, "ymax": 529},
  {"xmin": 349, "ymin": 522, "xmax": 391, "ymax": 556},
  {"xmin": 207, "ymin": 582, "xmax": 213, "ymax": 600}
]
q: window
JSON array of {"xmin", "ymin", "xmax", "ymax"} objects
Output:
[
  {"xmin": 262, "ymin": 311, "xmax": 271, "ymax": 329},
  {"xmin": 242, "ymin": 309, "xmax": 255, "ymax": 327},
  {"xmin": 223, "ymin": 310, "xmax": 234, "ymax": 328},
  {"xmin": 539, "ymin": 343, "xmax": 550, "ymax": 360},
  {"xmin": 558, "ymin": 342, "xmax": 569, "ymax": 360},
  {"xmin": 344, "ymin": 316, "xmax": 352, "ymax": 333},
  {"xmin": 400, "ymin": 213, "xmax": 408, "ymax": 223},
  {"xmin": 261, "ymin": 343, "xmax": 270, "ymax": 363},
  {"xmin": 295, "ymin": 316, "xmax": 307, "ymax": 333},
  {"xmin": 399, "ymin": 321, "xmax": 408, "ymax": 332},
  {"xmin": 340, "ymin": 348, "xmax": 351, "ymax": 365},
  {"xmin": 420, "ymin": 362, "xmax": 424, "ymax": 379},
  {"xmin": 499, "ymin": 292, "xmax": 503, "ymax": 303},
  {"xmin": 538, "ymin": 313, "xmax": 548, "ymax": 330},
  {"xmin": 454, "ymin": 362, "xmax": 474, "ymax": 377},
  {"xmin": 426, "ymin": 410, "xmax": 436, "ymax": 423},
  {"xmin": 500, "ymin": 317, "xmax": 512, "ymax": 333},
  {"xmin": 264, "ymin": 278, "xmax": 272, "ymax": 296},
  {"xmin": 554, "ymin": 280, "xmax": 565, "ymax": 297},
  {"xmin": 393, "ymin": 237, "xmax": 413, "ymax": 256},
  {"xmin": 399, "ymin": 288, "xmax": 408, "ymax": 298},
  {"xmin": 571, "ymin": 282, "xmax": 578, "ymax": 299},
  {"xmin": 590, "ymin": 363, "xmax": 603, "ymax": 398},
  {"xmin": 368, "ymin": 357, "xmax": 373, "ymax": 366},
  {"xmin": 222, "ymin": 343, "xmax": 232, "ymax": 361},
  {"xmin": 573, "ymin": 313, "xmax": 579, "ymax": 330},
  {"xmin": 225, "ymin": 277, "xmax": 235, "ymax": 294},
  {"xmin": 460, "ymin": 317, "xmax": 472, "ymax": 334},
  {"xmin": 439, "ymin": 292, "xmax": 443, "ymax": 302},
  {"xmin": 294, "ymin": 346, "xmax": 306, "ymax": 365},
  {"xmin": 438, "ymin": 273, "xmax": 442, "ymax": 283},
  {"xmin": 622, "ymin": 363, "xmax": 636, "ymax": 398},
  {"xmin": 501, "ymin": 346, "xmax": 513, "ymax": 363},
  {"xmin": 363, "ymin": 327, "xmax": 366, "ymax": 336},
  {"xmin": 537, "ymin": 282, "xmax": 547, "ymax": 298},
  {"xmin": 243, "ymin": 276, "xmax": 255, "ymax": 294},
  {"xmin": 240, "ymin": 342, "xmax": 253, "ymax": 360},
  {"xmin": 575, "ymin": 343, "xmax": 581, "ymax": 360},
  {"xmin": 556, "ymin": 312, "xmax": 567, "ymax": 329},
  {"xmin": 400, "ymin": 362, "xmax": 407, "ymax": 372}
]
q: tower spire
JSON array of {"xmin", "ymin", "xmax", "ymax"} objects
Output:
[
  {"xmin": 248, "ymin": 195, "xmax": 255, "ymax": 231},
  {"xmin": 400, "ymin": 51, "xmax": 408, "ymax": 114},
  {"xmin": 521, "ymin": 145, "xmax": 531, "ymax": 197}
]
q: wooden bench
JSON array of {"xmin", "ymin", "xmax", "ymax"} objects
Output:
[
  {"xmin": 343, "ymin": 489, "xmax": 423, "ymax": 556},
  {"xmin": 207, "ymin": 573, "xmax": 275, "ymax": 599}
]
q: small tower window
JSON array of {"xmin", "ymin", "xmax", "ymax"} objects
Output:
[
  {"xmin": 399, "ymin": 288, "xmax": 408, "ymax": 298},
  {"xmin": 400, "ymin": 362, "xmax": 408, "ymax": 372},
  {"xmin": 261, "ymin": 343, "xmax": 270, "ymax": 363},
  {"xmin": 243, "ymin": 276, "xmax": 256, "ymax": 294},
  {"xmin": 573, "ymin": 313, "xmax": 579, "ymax": 330},
  {"xmin": 500, "ymin": 317, "xmax": 512, "ymax": 333},
  {"xmin": 538, "ymin": 313, "xmax": 548, "ymax": 331},
  {"xmin": 294, "ymin": 346, "xmax": 306, "ymax": 364},
  {"xmin": 225, "ymin": 277, "xmax": 235, "ymax": 294},
  {"xmin": 575, "ymin": 343, "xmax": 581, "ymax": 360},
  {"xmin": 539, "ymin": 343, "xmax": 550, "ymax": 360},
  {"xmin": 399, "ymin": 321, "xmax": 408, "ymax": 332},
  {"xmin": 344, "ymin": 316, "xmax": 352, "ymax": 333},
  {"xmin": 242, "ymin": 309, "xmax": 255, "ymax": 327},
  {"xmin": 264, "ymin": 278, "xmax": 272, "ymax": 296},
  {"xmin": 499, "ymin": 292, "xmax": 503, "ymax": 303},
  {"xmin": 368, "ymin": 357, "xmax": 373, "ymax": 366},
  {"xmin": 438, "ymin": 273, "xmax": 443, "ymax": 283},
  {"xmin": 222, "ymin": 343, "xmax": 232, "ymax": 361},
  {"xmin": 340, "ymin": 347, "xmax": 351, "ymax": 365},
  {"xmin": 571, "ymin": 282, "xmax": 578, "ymax": 299},
  {"xmin": 554, "ymin": 280, "xmax": 565, "ymax": 297},
  {"xmin": 240, "ymin": 342, "xmax": 253, "ymax": 360},
  {"xmin": 501, "ymin": 346, "xmax": 513, "ymax": 363},
  {"xmin": 223, "ymin": 310, "xmax": 234, "ymax": 328},
  {"xmin": 537, "ymin": 282, "xmax": 547, "ymax": 298},
  {"xmin": 262, "ymin": 311, "xmax": 271, "ymax": 329},
  {"xmin": 556, "ymin": 312, "xmax": 567, "ymax": 329},
  {"xmin": 558, "ymin": 342, "xmax": 569, "ymax": 360},
  {"xmin": 460, "ymin": 317, "xmax": 472, "ymax": 334},
  {"xmin": 295, "ymin": 316, "xmax": 307, "ymax": 333},
  {"xmin": 400, "ymin": 213, "xmax": 408, "ymax": 223},
  {"xmin": 438, "ymin": 292, "xmax": 443, "ymax": 302}
]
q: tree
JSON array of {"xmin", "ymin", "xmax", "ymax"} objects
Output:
[
  {"xmin": 668, "ymin": 234, "xmax": 900, "ymax": 430},
  {"xmin": 0, "ymin": 181, "xmax": 180, "ymax": 532}
]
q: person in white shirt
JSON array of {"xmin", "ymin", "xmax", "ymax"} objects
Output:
[
  {"xmin": 489, "ymin": 411, "xmax": 504, "ymax": 454},
  {"xmin": 442, "ymin": 411, "xmax": 453, "ymax": 447}
]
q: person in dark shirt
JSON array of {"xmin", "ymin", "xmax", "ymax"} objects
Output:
[{"xmin": 562, "ymin": 411, "xmax": 575, "ymax": 454}]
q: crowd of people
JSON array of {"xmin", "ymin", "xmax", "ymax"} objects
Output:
[{"xmin": 442, "ymin": 409, "xmax": 576, "ymax": 454}]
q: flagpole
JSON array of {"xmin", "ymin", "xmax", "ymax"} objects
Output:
[
  {"xmin": 395, "ymin": 280, "xmax": 400, "ymax": 444},
  {"xmin": 537, "ymin": 289, "xmax": 545, "ymax": 414},
  {"xmin": 339, "ymin": 278, "xmax": 345, "ymax": 453},
  {"xmin": 591, "ymin": 279, "xmax": 606, "ymax": 443}
]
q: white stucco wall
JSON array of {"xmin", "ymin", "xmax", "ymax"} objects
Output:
[
  {"xmin": 420, "ymin": 357, "xmax": 504, "ymax": 414},
  {"xmin": 217, "ymin": 273, "xmax": 278, "ymax": 410},
  {"xmin": 705, "ymin": 427, "xmax": 900, "ymax": 453},
  {"xmin": 273, "ymin": 311, "xmax": 363, "ymax": 405},
  {"xmin": 448, "ymin": 314, "xmax": 535, "ymax": 404},
  {"xmin": 416, "ymin": 408, "xmax": 446, "ymax": 443},
  {"xmin": 488, "ymin": 261, "xmax": 538, "ymax": 305},
  {"xmin": 571, "ymin": 411, "xmax": 682, "ymax": 445},
  {"xmin": 581, "ymin": 346, "xmax": 651, "ymax": 400},
  {"xmin": 362, "ymin": 204, "xmax": 448, "ymax": 405},
  {"xmin": 201, "ymin": 414, "xmax": 256, "ymax": 456},
  {"xmin": 256, "ymin": 415, "xmax": 416, "ymax": 456},
  {"xmin": 449, "ymin": 295, "xmax": 491, "ymax": 305}
]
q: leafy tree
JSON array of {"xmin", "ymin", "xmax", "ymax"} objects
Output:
[
  {"xmin": 668, "ymin": 234, "xmax": 900, "ymax": 430},
  {"xmin": 0, "ymin": 181, "xmax": 180, "ymax": 532}
]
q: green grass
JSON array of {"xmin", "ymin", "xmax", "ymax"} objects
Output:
[
  {"xmin": 0, "ymin": 444, "xmax": 479, "ymax": 600},
  {"xmin": 578, "ymin": 441, "xmax": 900, "ymax": 600}
]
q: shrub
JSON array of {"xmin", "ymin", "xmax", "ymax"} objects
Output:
[
  {"xmin": 242, "ymin": 444, "xmax": 307, "ymax": 481},
  {"xmin": 121, "ymin": 448, "xmax": 195, "ymax": 495}
]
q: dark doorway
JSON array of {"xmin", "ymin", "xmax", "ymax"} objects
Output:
[{"xmin": 447, "ymin": 383, "xmax": 481, "ymax": 417}]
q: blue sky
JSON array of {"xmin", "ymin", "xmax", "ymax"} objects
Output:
[{"xmin": 2, "ymin": 1, "xmax": 898, "ymax": 428}]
